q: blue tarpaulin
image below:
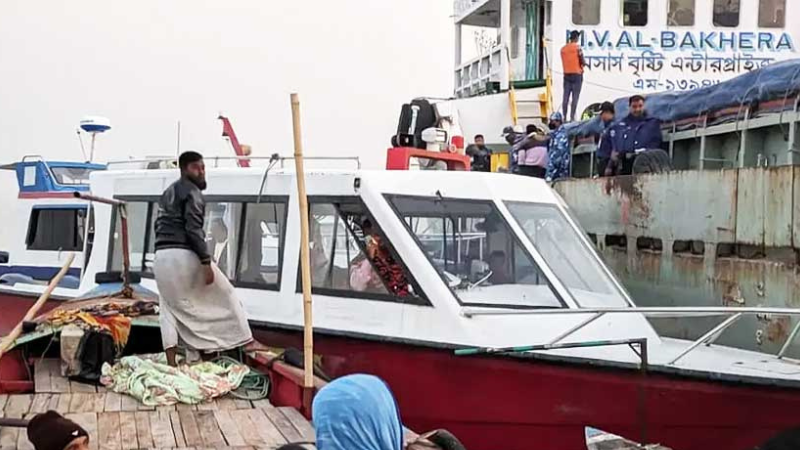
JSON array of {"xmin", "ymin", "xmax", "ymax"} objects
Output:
[{"xmin": 568, "ymin": 58, "xmax": 800, "ymax": 138}]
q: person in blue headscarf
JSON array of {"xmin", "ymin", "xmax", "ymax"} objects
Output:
[{"xmin": 312, "ymin": 374, "xmax": 403, "ymax": 450}]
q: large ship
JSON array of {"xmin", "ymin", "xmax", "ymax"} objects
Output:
[{"xmin": 437, "ymin": 0, "xmax": 800, "ymax": 355}]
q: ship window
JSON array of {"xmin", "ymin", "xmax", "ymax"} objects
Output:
[
  {"xmin": 506, "ymin": 201, "xmax": 629, "ymax": 307},
  {"xmin": 667, "ymin": 0, "xmax": 695, "ymax": 26},
  {"xmin": 622, "ymin": 0, "xmax": 648, "ymax": 26},
  {"xmin": 572, "ymin": 0, "xmax": 601, "ymax": 25},
  {"xmin": 304, "ymin": 199, "xmax": 427, "ymax": 305},
  {"xmin": 109, "ymin": 202, "xmax": 150, "ymax": 272},
  {"xmin": 758, "ymin": 0, "xmax": 785, "ymax": 28},
  {"xmin": 26, "ymin": 206, "xmax": 87, "ymax": 252},
  {"xmin": 713, "ymin": 0, "xmax": 740, "ymax": 27},
  {"xmin": 388, "ymin": 195, "xmax": 564, "ymax": 309},
  {"xmin": 236, "ymin": 201, "xmax": 287, "ymax": 290},
  {"xmin": 202, "ymin": 202, "xmax": 242, "ymax": 281}
]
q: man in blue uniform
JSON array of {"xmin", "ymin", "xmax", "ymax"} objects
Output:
[
  {"xmin": 596, "ymin": 101, "xmax": 616, "ymax": 177},
  {"xmin": 545, "ymin": 112, "xmax": 570, "ymax": 181},
  {"xmin": 609, "ymin": 95, "xmax": 662, "ymax": 175}
]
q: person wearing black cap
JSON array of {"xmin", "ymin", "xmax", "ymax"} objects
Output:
[
  {"xmin": 596, "ymin": 101, "xmax": 617, "ymax": 177},
  {"xmin": 27, "ymin": 411, "xmax": 89, "ymax": 450}
]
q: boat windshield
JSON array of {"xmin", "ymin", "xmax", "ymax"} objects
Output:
[
  {"xmin": 505, "ymin": 201, "xmax": 628, "ymax": 307},
  {"xmin": 51, "ymin": 167, "xmax": 98, "ymax": 185},
  {"xmin": 387, "ymin": 195, "xmax": 564, "ymax": 309}
]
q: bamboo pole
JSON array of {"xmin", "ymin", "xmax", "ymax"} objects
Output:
[
  {"xmin": 0, "ymin": 254, "xmax": 75, "ymax": 359},
  {"xmin": 291, "ymin": 93, "xmax": 314, "ymax": 390}
]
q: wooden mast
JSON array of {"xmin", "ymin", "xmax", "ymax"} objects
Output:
[{"xmin": 290, "ymin": 93, "xmax": 315, "ymax": 398}]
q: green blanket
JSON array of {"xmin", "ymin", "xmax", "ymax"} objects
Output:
[{"xmin": 101, "ymin": 354, "xmax": 250, "ymax": 406}]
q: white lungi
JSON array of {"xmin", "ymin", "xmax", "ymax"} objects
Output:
[{"xmin": 154, "ymin": 248, "xmax": 253, "ymax": 352}]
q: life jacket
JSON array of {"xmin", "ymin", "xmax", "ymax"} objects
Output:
[{"xmin": 561, "ymin": 42, "xmax": 583, "ymax": 75}]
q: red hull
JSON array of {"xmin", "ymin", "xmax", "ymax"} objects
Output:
[
  {"xmin": 253, "ymin": 325, "xmax": 800, "ymax": 450},
  {"xmin": 0, "ymin": 291, "xmax": 60, "ymax": 335}
]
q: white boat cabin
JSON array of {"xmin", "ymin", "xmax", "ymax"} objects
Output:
[{"xmin": 80, "ymin": 165, "xmax": 800, "ymax": 384}]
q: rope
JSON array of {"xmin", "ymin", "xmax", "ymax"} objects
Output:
[{"xmin": 212, "ymin": 355, "xmax": 270, "ymax": 401}]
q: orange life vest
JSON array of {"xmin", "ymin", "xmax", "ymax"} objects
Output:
[{"xmin": 561, "ymin": 42, "xmax": 583, "ymax": 75}]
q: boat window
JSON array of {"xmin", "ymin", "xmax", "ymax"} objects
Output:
[
  {"xmin": 505, "ymin": 201, "xmax": 628, "ymax": 307},
  {"xmin": 572, "ymin": 0, "xmax": 601, "ymax": 25},
  {"xmin": 110, "ymin": 202, "xmax": 150, "ymax": 272},
  {"xmin": 305, "ymin": 200, "xmax": 426, "ymax": 304},
  {"xmin": 50, "ymin": 167, "xmax": 98, "ymax": 185},
  {"xmin": 758, "ymin": 0, "xmax": 785, "ymax": 28},
  {"xmin": 713, "ymin": 0, "xmax": 739, "ymax": 27},
  {"xmin": 203, "ymin": 202, "xmax": 242, "ymax": 281},
  {"xmin": 622, "ymin": 0, "xmax": 648, "ymax": 26},
  {"xmin": 236, "ymin": 201, "xmax": 287, "ymax": 289},
  {"xmin": 667, "ymin": 0, "xmax": 695, "ymax": 26},
  {"xmin": 26, "ymin": 206, "xmax": 87, "ymax": 252},
  {"xmin": 388, "ymin": 195, "xmax": 563, "ymax": 309}
]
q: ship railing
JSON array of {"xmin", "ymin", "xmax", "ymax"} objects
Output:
[
  {"xmin": 460, "ymin": 306, "xmax": 800, "ymax": 365},
  {"xmin": 106, "ymin": 155, "xmax": 362, "ymax": 170}
]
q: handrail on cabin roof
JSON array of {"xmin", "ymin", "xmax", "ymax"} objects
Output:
[{"xmin": 105, "ymin": 155, "xmax": 362, "ymax": 170}]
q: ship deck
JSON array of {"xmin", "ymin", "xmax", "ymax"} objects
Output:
[{"xmin": 0, "ymin": 359, "xmax": 316, "ymax": 450}]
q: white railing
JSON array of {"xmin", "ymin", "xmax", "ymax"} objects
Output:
[
  {"xmin": 460, "ymin": 305, "xmax": 800, "ymax": 365},
  {"xmin": 454, "ymin": 45, "xmax": 505, "ymax": 98},
  {"xmin": 453, "ymin": 0, "xmax": 491, "ymax": 21},
  {"xmin": 106, "ymin": 155, "xmax": 362, "ymax": 170}
]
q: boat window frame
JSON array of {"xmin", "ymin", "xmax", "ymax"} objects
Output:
[
  {"xmin": 384, "ymin": 193, "xmax": 568, "ymax": 310},
  {"xmin": 110, "ymin": 195, "xmax": 290, "ymax": 292},
  {"xmin": 296, "ymin": 195, "xmax": 432, "ymax": 307},
  {"xmin": 26, "ymin": 205, "xmax": 88, "ymax": 252}
]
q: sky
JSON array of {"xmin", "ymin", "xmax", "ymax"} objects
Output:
[{"xmin": 0, "ymin": 0, "xmax": 455, "ymax": 169}]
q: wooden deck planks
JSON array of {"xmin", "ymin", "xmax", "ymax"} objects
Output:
[
  {"xmin": 169, "ymin": 411, "xmax": 187, "ymax": 447},
  {"xmin": 178, "ymin": 410, "xmax": 204, "ymax": 447},
  {"xmin": 230, "ymin": 409, "xmax": 266, "ymax": 447},
  {"xmin": 98, "ymin": 412, "xmax": 122, "ymax": 450},
  {"xmin": 195, "ymin": 410, "xmax": 226, "ymax": 447},
  {"xmin": 279, "ymin": 407, "xmax": 316, "ymax": 442},
  {"xmin": 149, "ymin": 411, "xmax": 177, "ymax": 448},
  {"xmin": 260, "ymin": 404, "xmax": 303, "ymax": 443},
  {"xmin": 134, "ymin": 411, "xmax": 154, "ymax": 449},
  {"xmin": 214, "ymin": 410, "xmax": 246, "ymax": 446},
  {"xmin": 6, "ymin": 365, "xmax": 320, "ymax": 450},
  {"xmin": 248, "ymin": 409, "xmax": 287, "ymax": 448},
  {"xmin": 119, "ymin": 411, "xmax": 139, "ymax": 450},
  {"xmin": 104, "ymin": 392, "xmax": 123, "ymax": 412}
]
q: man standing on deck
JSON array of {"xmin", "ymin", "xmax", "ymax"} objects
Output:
[
  {"xmin": 609, "ymin": 95, "xmax": 662, "ymax": 175},
  {"xmin": 153, "ymin": 151, "xmax": 253, "ymax": 367},
  {"xmin": 561, "ymin": 30, "xmax": 586, "ymax": 122},
  {"xmin": 596, "ymin": 101, "xmax": 616, "ymax": 177}
]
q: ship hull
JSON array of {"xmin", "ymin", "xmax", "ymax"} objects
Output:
[{"xmin": 254, "ymin": 324, "xmax": 800, "ymax": 450}]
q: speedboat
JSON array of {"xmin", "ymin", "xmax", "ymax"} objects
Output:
[{"xmin": 75, "ymin": 150, "xmax": 800, "ymax": 450}]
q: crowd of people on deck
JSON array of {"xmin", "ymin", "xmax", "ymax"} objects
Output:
[
  {"xmin": 464, "ymin": 92, "xmax": 664, "ymax": 182},
  {"xmin": 463, "ymin": 29, "xmax": 665, "ymax": 182}
]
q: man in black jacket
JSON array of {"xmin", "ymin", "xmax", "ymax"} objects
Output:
[{"xmin": 154, "ymin": 151, "xmax": 253, "ymax": 366}]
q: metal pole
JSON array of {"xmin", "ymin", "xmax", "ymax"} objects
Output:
[
  {"xmin": 547, "ymin": 312, "xmax": 605, "ymax": 345},
  {"xmin": 667, "ymin": 313, "xmax": 743, "ymax": 365},
  {"xmin": 500, "ymin": 0, "xmax": 511, "ymax": 92},
  {"xmin": 777, "ymin": 319, "xmax": 800, "ymax": 359},
  {"xmin": 291, "ymin": 93, "xmax": 315, "ymax": 396},
  {"xmin": 89, "ymin": 133, "xmax": 96, "ymax": 162}
]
